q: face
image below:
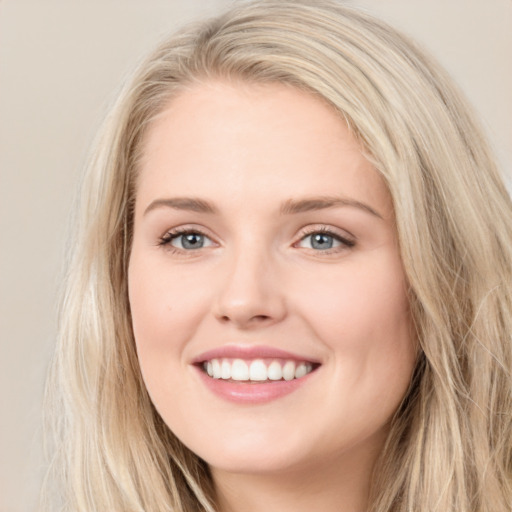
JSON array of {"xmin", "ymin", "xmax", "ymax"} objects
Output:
[{"xmin": 128, "ymin": 81, "xmax": 416, "ymax": 478}]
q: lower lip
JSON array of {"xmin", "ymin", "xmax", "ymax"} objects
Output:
[{"xmin": 194, "ymin": 366, "xmax": 317, "ymax": 404}]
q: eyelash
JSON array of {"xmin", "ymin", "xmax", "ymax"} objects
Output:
[
  {"xmin": 158, "ymin": 227, "xmax": 210, "ymax": 253},
  {"xmin": 297, "ymin": 226, "xmax": 356, "ymax": 253},
  {"xmin": 158, "ymin": 226, "xmax": 356, "ymax": 255}
]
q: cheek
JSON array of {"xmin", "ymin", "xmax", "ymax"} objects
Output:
[
  {"xmin": 127, "ymin": 253, "xmax": 211, "ymax": 404},
  {"xmin": 127, "ymin": 252, "xmax": 211, "ymax": 415},
  {"xmin": 128, "ymin": 253, "xmax": 207, "ymax": 349},
  {"xmin": 296, "ymin": 254, "xmax": 410, "ymax": 346},
  {"xmin": 295, "ymin": 254, "xmax": 414, "ymax": 400}
]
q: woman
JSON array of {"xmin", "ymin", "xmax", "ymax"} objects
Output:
[{"xmin": 42, "ymin": 1, "xmax": 512, "ymax": 511}]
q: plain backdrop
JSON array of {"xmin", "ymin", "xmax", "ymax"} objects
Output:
[{"xmin": 0, "ymin": 1, "xmax": 510, "ymax": 511}]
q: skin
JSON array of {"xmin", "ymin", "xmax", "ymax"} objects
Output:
[{"xmin": 128, "ymin": 81, "xmax": 416, "ymax": 512}]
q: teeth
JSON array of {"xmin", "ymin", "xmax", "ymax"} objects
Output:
[
  {"xmin": 202, "ymin": 358, "xmax": 314, "ymax": 382},
  {"xmin": 221, "ymin": 360, "xmax": 231, "ymax": 379},
  {"xmin": 295, "ymin": 363, "xmax": 308, "ymax": 379},
  {"xmin": 267, "ymin": 361, "xmax": 283, "ymax": 380},
  {"xmin": 212, "ymin": 359, "xmax": 221, "ymax": 379},
  {"xmin": 231, "ymin": 359, "xmax": 249, "ymax": 381},
  {"xmin": 249, "ymin": 360, "xmax": 268, "ymax": 381},
  {"xmin": 282, "ymin": 361, "xmax": 295, "ymax": 381}
]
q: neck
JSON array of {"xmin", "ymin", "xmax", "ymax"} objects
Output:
[{"xmin": 211, "ymin": 441, "xmax": 381, "ymax": 512}]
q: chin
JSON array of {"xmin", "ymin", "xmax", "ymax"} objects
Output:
[
  {"xmin": 206, "ymin": 449, "xmax": 305, "ymax": 476},
  {"xmin": 186, "ymin": 428, "xmax": 311, "ymax": 475}
]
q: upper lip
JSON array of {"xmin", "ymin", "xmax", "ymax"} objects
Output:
[{"xmin": 191, "ymin": 345, "xmax": 322, "ymax": 365}]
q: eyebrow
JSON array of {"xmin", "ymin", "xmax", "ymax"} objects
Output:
[
  {"xmin": 280, "ymin": 196, "xmax": 383, "ymax": 218},
  {"xmin": 143, "ymin": 195, "xmax": 383, "ymax": 219},
  {"xmin": 144, "ymin": 197, "xmax": 218, "ymax": 216}
]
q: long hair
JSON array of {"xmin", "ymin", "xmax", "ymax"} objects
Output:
[{"xmin": 42, "ymin": 1, "xmax": 512, "ymax": 511}]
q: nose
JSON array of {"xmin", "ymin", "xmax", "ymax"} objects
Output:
[{"xmin": 212, "ymin": 247, "xmax": 287, "ymax": 330}]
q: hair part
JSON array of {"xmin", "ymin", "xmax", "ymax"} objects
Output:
[{"xmin": 42, "ymin": 1, "xmax": 512, "ymax": 511}]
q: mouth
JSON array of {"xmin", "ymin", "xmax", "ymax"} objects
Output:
[
  {"xmin": 191, "ymin": 346, "xmax": 321, "ymax": 403},
  {"xmin": 199, "ymin": 358, "xmax": 318, "ymax": 382}
]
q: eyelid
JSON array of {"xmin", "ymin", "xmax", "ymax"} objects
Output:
[
  {"xmin": 156, "ymin": 223, "xmax": 355, "ymax": 254},
  {"xmin": 298, "ymin": 224, "xmax": 355, "ymax": 241},
  {"xmin": 158, "ymin": 225, "xmax": 218, "ymax": 252},
  {"xmin": 294, "ymin": 224, "xmax": 356, "ymax": 251}
]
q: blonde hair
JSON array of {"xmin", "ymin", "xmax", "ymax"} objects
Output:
[{"xmin": 42, "ymin": 1, "xmax": 512, "ymax": 511}]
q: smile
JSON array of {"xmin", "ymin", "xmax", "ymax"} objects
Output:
[
  {"xmin": 202, "ymin": 358, "xmax": 315, "ymax": 382},
  {"xmin": 192, "ymin": 346, "xmax": 321, "ymax": 403}
]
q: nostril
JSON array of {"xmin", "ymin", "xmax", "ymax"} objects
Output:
[{"xmin": 217, "ymin": 313, "xmax": 272, "ymax": 327}]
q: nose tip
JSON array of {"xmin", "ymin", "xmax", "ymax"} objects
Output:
[{"xmin": 212, "ymin": 257, "xmax": 286, "ymax": 330}]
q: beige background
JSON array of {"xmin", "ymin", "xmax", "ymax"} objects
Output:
[{"xmin": 0, "ymin": 1, "xmax": 510, "ymax": 511}]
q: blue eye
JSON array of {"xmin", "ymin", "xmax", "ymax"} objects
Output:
[
  {"xmin": 174, "ymin": 233, "xmax": 205, "ymax": 250},
  {"xmin": 298, "ymin": 230, "xmax": 355, "ymax": 251},
  {"xmin": 161, "ymin": 230, "xmax": 214, "ymax": 250},
  {"xmin": 309, "ymin": 233, "xmax": 336, "ymax": 250}
]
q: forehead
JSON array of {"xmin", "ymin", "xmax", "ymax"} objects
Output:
[{"xmin": 136, "ymin": 80, "xmax": 391, "ymax": 215}]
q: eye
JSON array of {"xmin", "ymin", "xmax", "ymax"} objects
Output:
[
  {"xmin": 160, "ymin": 229, "xmax": 215, "ymax": 251},
  {"xmin": 296, "ymin": 228, "xmax": 355, "ymax": 252}
]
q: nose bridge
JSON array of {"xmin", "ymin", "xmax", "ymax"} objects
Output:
[{"xmin": 214, "ymin": 234, "xmax": 285, "ymax": 327}]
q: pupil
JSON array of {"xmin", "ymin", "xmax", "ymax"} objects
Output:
[
  {"xmin": 312, "ymin": 233, "xmax": 333, "ymax": 249},
  {"xmin": 183, "ymin": 233, "xmax": 203, "ymax": 249}
]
